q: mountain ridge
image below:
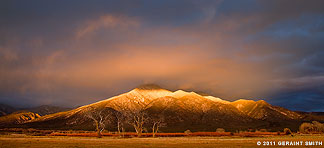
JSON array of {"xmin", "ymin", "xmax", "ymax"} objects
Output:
[{"xmin": 0, "ymin": 104, "xmax": 16, "ymax": 116}]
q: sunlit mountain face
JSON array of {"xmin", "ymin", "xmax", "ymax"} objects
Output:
[{"xmin": 0, "ymin": 0, "xmax": 324, "ymax": 112}]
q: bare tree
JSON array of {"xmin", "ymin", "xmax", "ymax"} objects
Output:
[
  {"xmin": 85, "ymin": 107, "xmax": 112, "ymax": 138},
  {"xmin": 151, "ymin": 115, "xmax": 166, "ymax": 138},
  {"xmin": 115, "ymin": 111, "xmax": 127, "ymax": 137},
  {"xmin": 113, "ymin": 97, "xmax": 150, "ymax": 137},
  {"xmin": 127, "ymin": 110, "xmax": 149, "ymax": 137}
]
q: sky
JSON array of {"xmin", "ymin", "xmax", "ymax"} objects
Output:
[{"xmin": 1, "ymin": 0, "xmax": 324, "ymax": 111}]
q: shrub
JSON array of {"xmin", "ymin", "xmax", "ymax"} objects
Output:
[
  {"xmin": 259, "ymin": 129, "xmax": 267, "ymax": 132},
  {"xmin": 299, "ymin": 121, "xmax": 324, "ymax": 134},
  {"xmin": 216, "ymin": 128, "xmax": 225, "ymax": 133},
  {"xmin": 300, "ymin": 122, "xmax": 312, "ymax": 134},
  {"xmin": 184, "ymin": 130, "xmax": 192, "ymax": 134},
  {"xmin": 312, "ymin": 121, "xmax": 324, "ymax": 133},
  {"xmin": 284, "ymin": 128, "xmax": 292, "ymax": 135}
]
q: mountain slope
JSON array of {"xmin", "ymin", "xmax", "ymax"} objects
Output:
[
  {"xmin": 24, "ymin": 105, "xmax": 72, "ymax": 116},
  {"xmin": 231, "ymin": 99, "xmax": 302, "ymax": 120},
  {"xmin": 0, "ymin": 111, "xmax": 40, "ymax": 127},
  {"xmin": 145, "ymin": 92, "xmax": 258, "ymax": 131}
]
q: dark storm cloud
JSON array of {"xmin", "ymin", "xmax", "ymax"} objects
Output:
[
  {"xmin": 0, "ymin": 0, "xmax": 324, "ymax": 111},
  {"xmin": 269, "ymin": 86, "xmax": 324, "ymax": 112}
]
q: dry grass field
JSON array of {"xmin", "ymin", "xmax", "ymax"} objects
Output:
[{"xmin": 0, "ymin": 134, "xmax": 323, "ymax": 148}]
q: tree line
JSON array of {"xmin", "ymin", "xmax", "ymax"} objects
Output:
[
  {"xmin": 85, "ymin": 106, "xmax": 324, "ymax": 138},
  {"xmin": 85, "ymin": 106, "xmax": 165, "ymax": 138}
]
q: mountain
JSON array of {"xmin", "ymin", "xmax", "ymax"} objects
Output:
[
  {"xmin": 23, "ymin": 105, "xmax": 72, "ymax": 116},
  {"xmin": 296, "ymin": 111, "xmax": 324, "ymax": 122},
  {"xmin": 7, "ymin": 84, "xmax": 324, "ymax": 132},
  {"xmin": 0, "ymin": 103, "xmax": 71, "ymax": 117},
  {"xmin": 0, "ymin": 104, "xmax": 71, "ymax": 128},
  {"xmin": 0, "ymin": 111, "xmax": 40, "ymax": 127},
  {"xmin": 231, "ymin": 99, "xmax": 301, "ymax": 120},
  {"xmin": 0, "ymin": 104, "xmax": 16, "ymax": 116}
]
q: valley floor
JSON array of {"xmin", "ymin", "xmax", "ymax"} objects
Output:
[{"xmin": 0, "ymin": 135, "xmax": 323, "ymax": 148}]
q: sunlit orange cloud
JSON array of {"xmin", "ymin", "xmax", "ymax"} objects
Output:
[
  {"xmin": 37, "ymin": 40, "xmax": 278, "ymax": 100},
  {"xmin": 0, "ymin": 12, "xmax": 299, "ymax": 105}
]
